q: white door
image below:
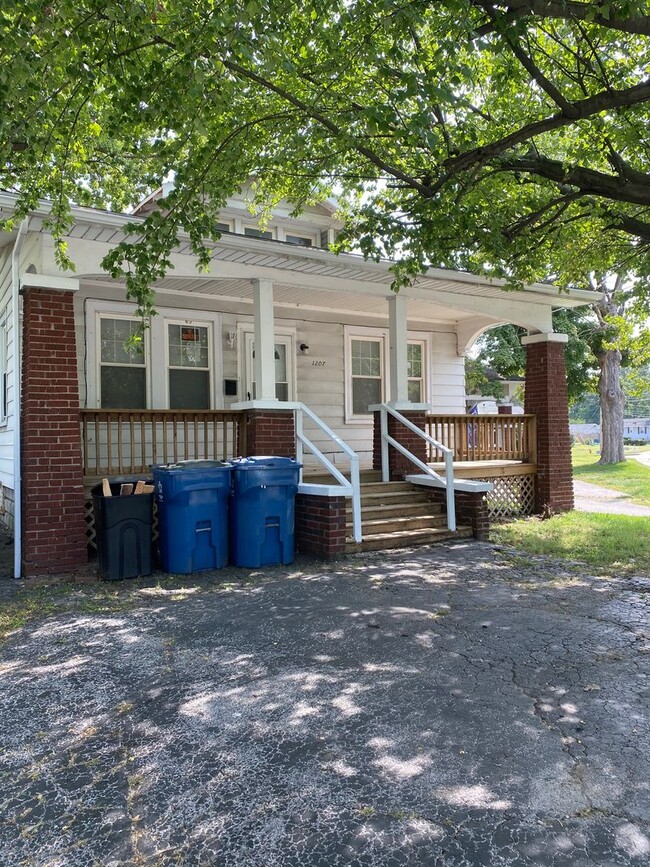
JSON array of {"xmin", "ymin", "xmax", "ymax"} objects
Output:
[{"xmin": 243, "ymin": 333, "xmax": 295, "ymax": 402}]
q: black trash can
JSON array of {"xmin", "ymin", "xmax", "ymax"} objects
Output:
[{"xmin": 92, "ymin": 482, "xmax": 154, "ymax": 580}]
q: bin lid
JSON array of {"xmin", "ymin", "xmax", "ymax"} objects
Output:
[
  {"xmin": 153, "ymin": 459, "xmax": 231, "ymax": 472},
  {"xmin": 231, "ymin": 456, "xmax": 302, "ymax": 470}
]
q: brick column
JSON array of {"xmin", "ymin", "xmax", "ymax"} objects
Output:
[
  {"xmin": 428, "ymin": 488, "xmax": 490, "ymax": 540},
  {"xmin": 522, "ymin": 333, "xmax": 574, "ymax": 513},
  {"xmin": 244, "ymin": 408, "xmax": 295, "ymax": 457},
  {"xmin": 21, "ymin": 288, "xmax": 88, "ymax": 575},
  {"xmin": 295, "ymin": 494, "xmax": 347, "ymax": 558},
  {"xmin": 373, "ymin": 409, "xmax": 427, "ymax": 480}
]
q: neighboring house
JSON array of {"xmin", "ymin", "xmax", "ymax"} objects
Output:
[
  {"xmin": 0, "ymin": 188, "xmax": 595, "ymax": 576},
  {"xmin": 624, "ymin": 418, "xmax": 650, "ymax": 442},
  {"xmin": 570, "ymin": 423, "xmax": 601, "ymax": 443}
]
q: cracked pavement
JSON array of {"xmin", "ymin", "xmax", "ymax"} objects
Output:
[{"xmin": 1, "ymin": 541, "xmax": 649, "ymax": 866}]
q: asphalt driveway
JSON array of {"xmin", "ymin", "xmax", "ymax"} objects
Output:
[{"xmin": 1, "ymin": 542, "xmax": 648, "ymax": 866}]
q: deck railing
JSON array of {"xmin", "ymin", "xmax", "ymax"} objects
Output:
[
  {"xmin": 81, "ymin": 409, "xmax": 247, "ymax": 478},
  {"xmin": 426, "ymin": 414, "xmax": 536, "ymax": 463}
]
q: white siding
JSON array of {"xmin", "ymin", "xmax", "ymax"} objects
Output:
[
  {"xmin": 0, "ymin": 248, "xmax": 15, "ymax": 490},
  {"xmin": 76, "ymin": 284, "xmax": 468, "ymax": 470}
]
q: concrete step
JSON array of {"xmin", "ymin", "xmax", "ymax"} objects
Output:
[{"xmin": 345, "ymin": 525, "xmax": 473, "ymax": 553}]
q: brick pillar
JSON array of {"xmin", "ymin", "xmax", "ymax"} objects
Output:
[
  {"xmin": 373, "ymin": 410, "xmax": 427, "ymax": 480},
  {"xmin": 244, "ymin": 408, "xmax": 295, "ymax": 457},
  {"xmin": 21, "ymin": 288, "xmax": 88, "ymax": 575},
  {"xmin": 295, "ymin": 494, "xmax": 347, "ymax": 558},
  {"xmin": 429, "ymin": 488, "xmax": 490, "ymax": 540},
  {"xmin": 523, "ymin": 334, "xmax": 574, "ymax": 514}
]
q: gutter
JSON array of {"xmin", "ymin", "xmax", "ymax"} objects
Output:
[{"xmin": 10, "ymin": 218, "xmax": 28, "ymax": 579}]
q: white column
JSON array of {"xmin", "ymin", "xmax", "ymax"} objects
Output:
[
  {"xmin": 253, "ymin": 278, "xmax": 277, "ymax": 402},
  {"xmin": 388, "ymin": 293, "xmax": 409, "ymax": 405}
]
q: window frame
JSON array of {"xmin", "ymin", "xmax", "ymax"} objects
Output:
[
  {"xmin": 165, "ymin": 318, "xmax": 214, "ymax": 410},
  {"xmin": 344, "ymin": 327, "xmax": 432, "ymax": 423},
  {"xmin": 243, "ymin": 225, "xmax": 274, "ymax": 240},
  {"xmin": 86, "ymin": 300, "xmax": 223, "ymax": 410},
  {"xmin": 96, "ymin": 313, "xmax": 151, "ymax": 410}
]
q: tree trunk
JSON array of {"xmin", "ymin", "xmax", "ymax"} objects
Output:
[{"xmin": 597, "ymin": 348, "xmax": 626, "ymax": 463}]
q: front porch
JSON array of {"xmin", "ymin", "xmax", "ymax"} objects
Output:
[{"xmin": 79, "ymin": 407, "xmax": 538, "ymax": 553}]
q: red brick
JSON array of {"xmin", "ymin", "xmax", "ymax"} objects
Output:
[
  {"xmin": 524, "ymin": 340, "xmax": 574, "ymax": 513},
  {"xmin": 21, "ymin": 288, "xmax": 88, "ymax": 576}
]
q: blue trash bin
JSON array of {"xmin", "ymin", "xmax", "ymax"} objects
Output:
[
  {"xmin": 153, "ymin": 460, "xmax": 232, "ymax": 574},
  {"xmin": 230, "ymin": 456, "xmax": 302, "ymax": 568}
]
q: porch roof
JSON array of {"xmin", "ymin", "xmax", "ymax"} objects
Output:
[{"xmin": 1, "ymin": 192, "xmax": 597, "ymax": 332}]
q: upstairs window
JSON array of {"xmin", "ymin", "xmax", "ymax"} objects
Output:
[
  {"xmin": 285, "ymin": 234, "xmax": 314, "ymax": 247},
  {"xmin": 244, "ymin": 226, "xmax": 273, "ymax": 240}
]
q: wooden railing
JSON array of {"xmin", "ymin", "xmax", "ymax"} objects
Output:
[
  {"xmin": 426, "ymin": 414, "xmax": 536, "ymax": 463},
  {"xmin": 81, "ymin": 409, "xmax": 247, "ymax": 478}
]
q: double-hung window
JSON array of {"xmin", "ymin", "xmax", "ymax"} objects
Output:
[
  {"xmin": 99, "ymin": 318, "xmax": 147, "ymax": 409},
  {"xmin": 167, "ymin": 323, "xmax": 211, "ymax": 409},
  {"xmin": 407, "ymin": 341, "xmax": 425, "ymax": 403},
  {"xmin": 350, "ymin": 337, "xmax": 383, "ymax": 415},
  {"xmin": 0, "ymin": 312, "xmax": 8, "ymax": 423}
]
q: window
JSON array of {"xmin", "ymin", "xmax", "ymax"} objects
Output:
[
  {"xmin": 244, "ymin": 226, "xmax": 273, "ymax": 240},
  {"xmin": 351, "ymin": 338, "xmax": 383, "ymax": 415},
  {"xmin": 99, "ymin": 318, "xmax": 146, "ymax": 408},
  {"xmin": 285, "ymin": 234, "xmax": 313, "ymax": 247},
  {"xmin": 167, "ymin": 323, "xmax": 211, "ymax": 409},
  {"xmin": 0, "ymin": 313, "xmax": 7, "ymax": 422},
  {"xmin": 215, "ymin": 221, "xmax": 231, "ymax": 233},
  {"xmin": 407, "ymin": 341, "xmax": 425, "ymax": 403}
]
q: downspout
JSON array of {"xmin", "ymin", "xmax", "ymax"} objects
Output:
[{"xmin": 11, "ymin": 218, "xmax": 28, "ymax": 579}]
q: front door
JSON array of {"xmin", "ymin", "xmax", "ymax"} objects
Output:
[{"xmin": 244, "ymin": 333, "xmax": 294, "ymax": 402}]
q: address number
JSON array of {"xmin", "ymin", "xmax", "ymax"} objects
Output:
[{"xmin": 312, "ymin": 360, "xmax": 326, "ymax": 367}]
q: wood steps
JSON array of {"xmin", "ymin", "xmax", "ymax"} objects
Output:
[{"xmin": 345, "ymin": 480, "xmax": 473, "ymax": 553}]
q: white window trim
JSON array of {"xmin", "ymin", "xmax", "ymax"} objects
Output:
[
  {"xmin": 237, "ymin": 322, "xmax": 297, "ymax": 403},
  {"xmin": 164, "ymin": 319, "xmax": 214, "ymax": 410},
  {"xmin": 344, "ymin": 326, "xmax": 433, "ymax": 423},
  {"xmin": 85, "ymin": 300, "xmax": 223, "ymax": 409}
]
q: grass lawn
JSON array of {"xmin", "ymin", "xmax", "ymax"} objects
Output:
[
  {"xmin": 492, "ymin": 512, "xmax": 650, "ymax": 576},
  {"xmin": 572, "ymin": 444, "xmax": 650, "ymax": 506}
]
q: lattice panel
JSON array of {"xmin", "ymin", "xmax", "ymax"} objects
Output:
[
  {"xmin": 474, "ymin": 474, "xmax": 536, "ymax": 519},
  {"xmin": 84, "ymin": 497, "xmax": 159, "ymax": 555}
]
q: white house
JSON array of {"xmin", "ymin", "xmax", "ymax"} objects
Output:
[{"xmin": 0, "ymin": 188, "xmax": 595, "ymax": 576}]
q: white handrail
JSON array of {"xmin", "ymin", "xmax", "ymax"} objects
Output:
[
  {"xmin": 378, "ymin": 404, "xmax": 456, "ymax": 532},
  {"xmin": 294, "ymin": 403, "xmax": 362, "ymax": 544}
]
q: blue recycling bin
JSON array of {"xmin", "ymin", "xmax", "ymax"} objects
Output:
[
  {"xmin": 153, "ymin": 460, "xmax": 232, "ymax": 574},
  {"xmin": 230, "ymin": 457, "xmax": 302, "ymax": 568}
]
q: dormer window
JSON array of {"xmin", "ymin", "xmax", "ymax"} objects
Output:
[
  {"xmin": 244, "ymin": 226, "xmax": 273, "ymax": 240},
  {"xmin": 285, "ymin": 234, "xmax": 314, "ymax": 247}
]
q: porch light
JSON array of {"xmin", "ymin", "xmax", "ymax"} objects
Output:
[
  {"xmin": 225, "ymin": 330, "xmax": 236, "ymax": 349},
  {"xmin": 299, "ymin": 343, "xmax": 310, "ymax": 355}
]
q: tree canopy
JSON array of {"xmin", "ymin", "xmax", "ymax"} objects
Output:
[{"xmin": 2, "ymin": 1, "xmax": 650, "ymax": 314}]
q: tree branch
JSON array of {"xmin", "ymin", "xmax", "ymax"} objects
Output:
[
  {"xmin": 442, "ymin": 78, "xmax": 650, "ymax": 181},
  {"xmin": 471, "ymin": 1, "xmax": 650, "ymax": 37},
  {"xmin": 501, "ymin": 155, "xmax": 650, "ymax": 206}
]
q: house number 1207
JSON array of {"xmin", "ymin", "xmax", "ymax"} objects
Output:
[{"xmin": 312, "ymin": 360, "xmax": 326, "ymax": 366}]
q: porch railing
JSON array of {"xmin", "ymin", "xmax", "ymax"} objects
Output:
[
  {"xmin": 377, "ymin": 404, "xmax": 456, "ymax": 532},
  {"xmin": 426, "ymin": 414, "xmax": 537, "ymax": 463},
  {"xmin": 81, "ymin": 409, "xmax": 247, "ymax": 478}
]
